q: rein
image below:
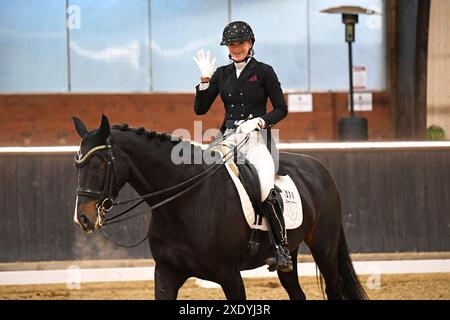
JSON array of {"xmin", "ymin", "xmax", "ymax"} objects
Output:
[
  {"xmin": 103, "ymin": 128, "xmax": 239, "ymax": 214},
  {"xmin": 75, "ymin": 130, "xmax": 249, "ymax": 247}
]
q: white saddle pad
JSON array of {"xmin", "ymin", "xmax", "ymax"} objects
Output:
[{"xmin": 224, "ymin": 162, "xmax": 303, "ymax": 231}]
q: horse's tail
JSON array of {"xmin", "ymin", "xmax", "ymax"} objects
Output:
[{"xmin": 337, "ymin": 226, "xmax": 368, "ymax": 300}]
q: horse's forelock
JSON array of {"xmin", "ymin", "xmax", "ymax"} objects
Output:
[{"xmin": 80, "ymin": 129, "xmax": 108, "ymax": 152}]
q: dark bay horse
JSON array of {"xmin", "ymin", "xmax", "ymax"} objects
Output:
[{"xmin": 73, "ymin": 115, "xmax": 367, "ymax": 300}]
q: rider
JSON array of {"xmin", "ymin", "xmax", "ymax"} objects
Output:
[{"xmin": 193, "ymin": 21, "xmax": 292, "ymax": 272}]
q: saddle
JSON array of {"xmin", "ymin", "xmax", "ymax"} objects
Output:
[
  {"xmin": 208, "ymin": 143, "xmax": 303, "ymax": 231},
  {"xmin": 236, "ymin": 160, "xmax": 283, "ymax": 224}
]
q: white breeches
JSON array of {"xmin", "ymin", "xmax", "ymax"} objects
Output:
[{"xmin": 224, "ymin": 131, "xmax": 275, "ymax": 201}]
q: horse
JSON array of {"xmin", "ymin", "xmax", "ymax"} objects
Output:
[{"xmin": 72, "ymin": 114, "xmax": 367, "ymax": 300}]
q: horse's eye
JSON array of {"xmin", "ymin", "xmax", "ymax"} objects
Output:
[{"xmin": 91, "ymin": 160, "xmax": 102, "ymax": 169}]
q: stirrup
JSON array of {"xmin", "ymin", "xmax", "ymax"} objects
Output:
[
  {"xmin": 265, "ymin": 246, "xmax": 293, "ymax": 273},
  {"xmin": 265, "ymin": 257, "xmax": 278, "ymax": 272}
]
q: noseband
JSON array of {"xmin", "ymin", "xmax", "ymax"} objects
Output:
[{"xmin": 74, "ymin": 137, "xmax": 117, "ymax": 228}]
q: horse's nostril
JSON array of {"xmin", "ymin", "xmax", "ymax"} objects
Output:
[{"xmin": 79, "ymin": 214, "xmax": 90, "ymax": 228}]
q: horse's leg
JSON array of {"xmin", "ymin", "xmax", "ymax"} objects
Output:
[
  {"xmin": 309, "ymin": 249, "xmax": 344, "ymax": 299},
  {"xmin": 218, "ymin": 271, "xmax": 247, "ymax": 300},
  {"xmin": 306, "ymin": 217, "xmax": 344, "ymax": 300},
  {"xmin": 276, "ymin": 245, "xmax": 306, "ymax": 300},
  {"xmin": 154, "ymin": 261, "xmax": 189, "ymax": 300}
]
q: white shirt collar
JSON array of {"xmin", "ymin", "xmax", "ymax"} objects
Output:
[
  {"xmin": 234, "ymin": 57, "xmax": 252, "ymax": 78},
  {"xmin": 234, "ymin": 57, "xmax": 252, "ymax": 70}
]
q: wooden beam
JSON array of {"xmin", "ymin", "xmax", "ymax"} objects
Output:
[
  {"xmin": 394, "ymin": 0, "xmax": 430, "ymax": 140},
  {"xmin": 414, "ymin": 0, "xmax": 430, "ymax": 139}
]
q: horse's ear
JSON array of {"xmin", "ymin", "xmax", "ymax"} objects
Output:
[
  {"xmin": 98, "ymin": 114, "xmax": 111, "ymax": 139},
  {"xmin": 73, "ymin": 116, "xmax": 88, "ymax": 138}
]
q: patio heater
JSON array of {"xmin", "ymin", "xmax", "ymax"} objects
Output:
[{"xmin": 321, "ymin": 6, "xmax": 380, "ymax": 140}]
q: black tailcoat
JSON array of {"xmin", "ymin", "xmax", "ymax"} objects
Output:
[{"xmin": 194, "ymin": 58, "xmax": 288, "ymax": 133}]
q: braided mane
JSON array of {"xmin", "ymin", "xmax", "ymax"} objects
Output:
[{"xmin": 111, "ymin": 124, "xmax": 182, "ymax": 145}]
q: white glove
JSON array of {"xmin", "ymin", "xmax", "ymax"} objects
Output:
[
  {"xmin": 236, "ymin": 118, "xmax": 265, "ymax": 134},
  {"xmin": 193, "ymin": 49, "xmax": 216, "ymax": 78}
]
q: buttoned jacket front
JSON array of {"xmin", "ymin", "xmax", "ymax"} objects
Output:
[{"xmin": 194, "ymin": 58, "xmax": 288, "ymax": 133}]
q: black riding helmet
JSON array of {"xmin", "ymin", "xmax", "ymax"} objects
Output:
[{"xmin": 220, "ymin": 21, "xmax": 255, "ymax": 46}]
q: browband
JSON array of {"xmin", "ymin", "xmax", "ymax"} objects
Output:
[{"xmin": 74, "ymin": 144, "xmax": 111, "ymax": 166}]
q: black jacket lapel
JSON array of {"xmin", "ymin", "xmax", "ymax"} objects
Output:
[
  {"xmin": 237, "ymin": 58, "xmax": 258, "ymax": 86},
  {"xmin": 225, "ymin": 63, "xmax": 237, "ymax": 82}
]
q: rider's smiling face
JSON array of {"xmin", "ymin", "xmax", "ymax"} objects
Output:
[{"xmin": 227, "ymin": 40, "xmax": 252, "ymax": 62}]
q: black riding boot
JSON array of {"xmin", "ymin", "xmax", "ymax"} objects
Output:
[{"xmin": 263, "ymin": 188, "xmax": 293, "ymax": 272}]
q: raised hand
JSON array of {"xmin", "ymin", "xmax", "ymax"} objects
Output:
[{"xmin": 193, "ymin": 49, "xmax": 217, "ymax": 79}]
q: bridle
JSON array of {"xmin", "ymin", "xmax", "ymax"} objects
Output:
[
  {"xmin": 74, "ymin": 136, "xmax": 118, "ymax": 229},
  {"xmin": 74, "ymin": 130, "xmax": 250, "ymax": 245}
]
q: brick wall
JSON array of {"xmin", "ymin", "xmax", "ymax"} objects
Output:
[{"xmin": 0, "ymin": 92, "xmax": 393, "ymax": 146}]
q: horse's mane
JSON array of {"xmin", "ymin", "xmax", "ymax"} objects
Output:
[{"xmin": 111, "ymin": 123, "xmax": 193, "ymax": 148}]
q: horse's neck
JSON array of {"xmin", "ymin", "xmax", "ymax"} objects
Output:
[{"xmin": 117, "ymin": 132, "xmax": 207, "ymax": 196}]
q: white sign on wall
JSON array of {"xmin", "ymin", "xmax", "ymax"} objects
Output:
[
  {"xmin": 287, "ymin": 93, "xmax": 313, "ymax": 112},
  {"xmin": 353, "ymin": 66, "xmax": 368, "ymax": 91},
  {"xmin": 349, "ymin": 92, "xmax": 373, "ymax": 111}
]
